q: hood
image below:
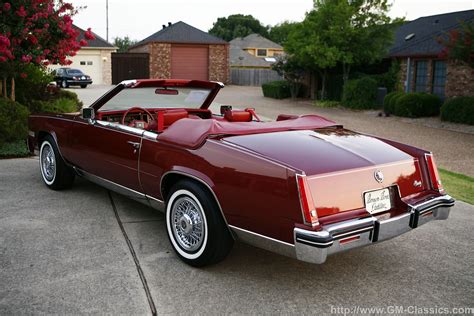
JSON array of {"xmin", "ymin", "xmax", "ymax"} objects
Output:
[{"xmin": 224, "ymin": 129, "xmax": 414, "ymax": 176}]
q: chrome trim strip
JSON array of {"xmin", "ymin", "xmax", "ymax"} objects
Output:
[
  {"xmin": 147, "ymin": 195, "xmax": 165, "ymax": 212},
  {"xmin": 408, "ymin": 194, "xmax": 454, "ymax": 211},
  {"xmin": 229, "ymin": 225, "xmax": 295, "ymax": 258},
  {"xmin": 160, "ymin": 170, "xmax": 233, "ymax": 237},
  {"xmin": 295, "ymin": 238, "xmax": 332, "ymax": 247},
  {"xmin": 143, "ymin": 131, "xmax": 158, "ymax": 141},
  {"xmin": 75, "ymin": 168, "xmax": 147, "ymax": 200},
  {"xmin": 95, "ymin": 120, "xmax": 145, "ymax": 137}
]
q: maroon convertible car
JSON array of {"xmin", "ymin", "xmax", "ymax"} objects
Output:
[{"xmin": 28, "ymin": 79, "xmax": 455, "ymax": 267}]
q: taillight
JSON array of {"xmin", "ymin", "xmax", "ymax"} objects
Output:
[
  {"xmin": 296, "ymin": 174, "xmax": 319, "ymax": 227},
  {"xmin": 425, "ymin": 154, "xmax": 444, "ymax": 192}
]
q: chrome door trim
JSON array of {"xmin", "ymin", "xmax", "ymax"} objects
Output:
[
  {"xmin": 229, "ymin": 225, "xmax": 296, "ymax": 258},
  {"xmin": 75, "ymin": 167, "xmax": 146, "ymax": 200}
]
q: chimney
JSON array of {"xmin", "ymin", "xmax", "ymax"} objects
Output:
[
  {"xmin": 162, "ymin": 24, "xmax": 166, "ymax": 29},
  {"xmin": 168, "ymin": 22, "xmax": 172, "ymax": 27}
]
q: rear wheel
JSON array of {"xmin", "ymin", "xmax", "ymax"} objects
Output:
[
  {"xmin": 80, "ymin": 84, "xmax": 87, "ymax": 89},
  {"xmin": 61, "ymin": 80, "xmax": 68, "ymax": 88},
  {"xmin": 39, "ymin": 135, "xmax": 75, "ymax": 190},
  {"xmin": 166, "ymin": 180, "xmax": 233, "ymax": 267}
]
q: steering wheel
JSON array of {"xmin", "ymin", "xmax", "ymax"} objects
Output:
[{"xmin": 121, "ymin": 107, "xmax": 156, "ymax": 126}]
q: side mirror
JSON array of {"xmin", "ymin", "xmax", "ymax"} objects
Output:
[{"xmin": 81, "ymin": 108, "xmax": 95, "ymax": 124}]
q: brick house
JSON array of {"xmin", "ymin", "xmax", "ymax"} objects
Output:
[
  {"xmin": 128, "ymin": 21, "xmax": 229, "ymax": 83},
  {"xmin": 389, "ymin": 10, "xmax": 474, "ymax": 99}
]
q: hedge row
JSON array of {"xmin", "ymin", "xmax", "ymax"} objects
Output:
[
  {"xmin": 0, "ymin": 99, "xmax": 30, "ymax": 146},
  {"xmin": 441, "ymin": 96, "xmax": 474, "ymax": 125},
  {"xmin": 262, "ymin": 80, "xmax": 291, "ymax": 99},
  {"xmin": 383, "ymin": 92, "xmax": 442, "ymax": 118},
  {"xmin": 342, "ymin": 77, "xmax": 378, "ymax": 109}
]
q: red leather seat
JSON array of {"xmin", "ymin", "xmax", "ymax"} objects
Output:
[
  {"xmin": 149, "ymin": 109, "xmax": 189, "ymax": 132},
  {"xmin": 224, "ymin": 110, "xmax": 252, "ymax": 122}
]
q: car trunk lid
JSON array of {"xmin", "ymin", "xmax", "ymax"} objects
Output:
[{"xmin": 224, "ymin": 128, "xmax": 426, "ymax": 216}]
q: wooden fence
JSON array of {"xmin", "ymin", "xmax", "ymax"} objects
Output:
[{"xmin": 230, "ymin": 68, "xmax": 283, "ymax": 86}]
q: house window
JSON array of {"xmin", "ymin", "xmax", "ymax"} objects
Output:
[
  {"xmin": 87, "ymin": 61, "xmax": 93, "ymax": 65},
  {"xmin": 414, "ymin": 60, "xmax": 428, "ymax": 92},
  {"xmin": 257, "ymin": 49, "xmax": 267, "ymax": 57},
  {"xmin": 80, "ymin": 61, "xmax": 86, "ymax": 65},
  {"xmin": 432, "ymin": 60, "xmax": 446, "ymax": 99}
]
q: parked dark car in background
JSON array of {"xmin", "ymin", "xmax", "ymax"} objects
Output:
[{"xmin": 53, "ymin": 68, "xmax": 92, "ymax": 89}]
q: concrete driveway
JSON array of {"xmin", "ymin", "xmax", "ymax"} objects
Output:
[
  {"xmin": 1, "ymin": 158, "xmax": 473, "ymax": 314},
  {"xmin": 1, "ymin": 84, "xmax": 472, "ymax": 314}
]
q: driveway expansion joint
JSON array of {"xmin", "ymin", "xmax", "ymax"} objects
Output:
[{"xmin": 108, "ymin": 191, "xmax": 157, "ymax": 316}]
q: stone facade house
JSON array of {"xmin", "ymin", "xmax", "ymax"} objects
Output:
[
  {"xmin": 48, "ymin": 26, "xmax": 116, "ymax": 85},
  {"xmin": 128, "ymin": 21, "xmax": 229, "ymax": 83},
  {"xmin": 389, "ymin": 10, "xmax": 474, "ymax": 99}
]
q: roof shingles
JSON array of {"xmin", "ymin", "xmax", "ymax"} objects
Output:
[
  {"xmin": 134, "ymin": 21, "xmax": 227, "ymax": 46},
  {"xmin": 389, "ymin": 9, "xmax": 474, "ymax": 57}
]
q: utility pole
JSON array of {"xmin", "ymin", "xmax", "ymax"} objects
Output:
[{"xmin": 106, "ymin": 0, "xmax": 109, "ymax": 42}]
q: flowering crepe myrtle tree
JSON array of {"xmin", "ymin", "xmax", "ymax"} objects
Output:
[{"xmin": 0, "ymin": 0, "xmax": 94, "ymax": 100}]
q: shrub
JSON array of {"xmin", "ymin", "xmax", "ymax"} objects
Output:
[
  {"xmin": 342, "ymin": 77, "xmax": 378, "ymax": 109},
  {"xmin": 393, "ymin": 93, "xmax": 442, "ymax": 118},
  {"xmin": 56, "ymin": 89, "xmax": 83, "ymax": 110},
  {"xmin": 39, "ymin": 98, "xmax": 78, "ymax": 113},
  {"xmin": 262, "ymin": 80, "xmax": 291, "ymax": 99},
  {"xmin": 16, "ymin": 64, "xmax": 54, "ymax": 108},
  {"xmin": 383, "ymin": 91, "xmax": 403, "ymax": 114},
  {"xmin": 0, "ymin": 99, "xmax": 30, "ymax": 146},
  {"xmin": 441, "ymin": 96, "xmax": 474, "ymax": 125}
]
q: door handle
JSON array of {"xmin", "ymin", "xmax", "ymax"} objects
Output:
[{"xmin": 127, "ymin": 141, "xmax": 140, "ymax": 149}]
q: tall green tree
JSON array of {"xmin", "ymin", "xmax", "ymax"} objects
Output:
[
  {"xmin": 113, "ymin": 36, "xmax": 138, "ymax": 53},
  {"xmin": 285, "ymin": 0, "xmax": 398, "ymax": 99},
  {"xmin": 209, "ymin": 14, "xmax": 269, "ymax": 42},
  {"xmin": 268, "ymin": 21, "xmax": 298, "ymax": 45}
]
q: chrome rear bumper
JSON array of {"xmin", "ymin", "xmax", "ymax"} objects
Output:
[{"xmin": 294, "ymin": 195, "xmax": 455, "ymax": 264}]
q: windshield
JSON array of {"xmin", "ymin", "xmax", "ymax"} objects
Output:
[
  {"xmin": 99, "ymin": 87, "xmax": 212, "ymax": 111},
  {"xmin": 67, "ymin": 69, "xmax": 84, "ymax": 75}
]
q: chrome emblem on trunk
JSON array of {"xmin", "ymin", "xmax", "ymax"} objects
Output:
[{"xmin": 374, "ymin": 170, "xmax": 384, "ymax": 183}]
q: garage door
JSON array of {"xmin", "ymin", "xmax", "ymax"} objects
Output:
[
  {"xmin": 171, "ymin": 45, "xmax": 209, "ymax": 80},
  {"xmin": 70, "ymin": 52, "xmax": 103, "ymax": 84}
]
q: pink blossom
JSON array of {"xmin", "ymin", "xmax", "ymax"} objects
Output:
[
  {"xmin": 21, "ymin": 55, "xmax": 33, "ymax": 63},
  {"xmin": 0, "ymin": 56, "xmax": 7, "ymax": 62},
  {"xmin": 84, "ymin": 28, "xmax": 95, "ymax": 40},
  {"xmin": 15, "ymin": 6, "xmax": 27, "ymax": 17},
  {"xmin": 79, "ymin": 39, "xmax": 88, "ymax": 46},
  {"xmin": 3, "ymin": 3, "xmax": 11, "ymax": 11},
  {"xmin": 20, "ymin": 73, "xmax": 28, "ymax": 79}
]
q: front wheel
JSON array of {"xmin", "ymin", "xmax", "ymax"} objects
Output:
[
  {"xmin": 39, "ymin": 135, "xmax": 75, "ymax": 190},
  {"xmin": 80, "ymin": 84, "xmax": 87, "ymax": 89},
  {"xmin": 166, "ymin": 180, "xmax": 233, "ymax": 267},
  {"xmin": 61, "ymin": 80, "xmax": 68, "ymax": 88}
]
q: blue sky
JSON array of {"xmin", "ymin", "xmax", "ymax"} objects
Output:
[{"xmin": 70, "ymin": 0, "xmax": 474, "ymax": 42}]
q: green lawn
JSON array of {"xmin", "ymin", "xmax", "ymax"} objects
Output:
[{"xmin": 439, "ymin": 168, "xmax": 474, "ymax": 205}]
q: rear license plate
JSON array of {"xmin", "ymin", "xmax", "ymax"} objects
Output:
[{"xmin": 364, "ymin": 188, "xmax": 391, "ymax": 214}]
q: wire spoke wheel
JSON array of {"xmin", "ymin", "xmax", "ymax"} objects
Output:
[
  {"xmin": 40, "ymin": 142, "xmax": 56, "ymax": 183},
  {"xmin": 171, "ymin": 196, "xmax": 205, "ymax": 252}
]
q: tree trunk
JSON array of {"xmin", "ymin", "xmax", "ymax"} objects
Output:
[
  {"xmin": 10, "ymin": 77, "xmax": 15, "ymax": 101},
  {"xmin": 2, "ymin": 77, "xmax": 6, "ymax": 98},
  {"xmin": 318, "ymin": 69, "xmax": 328, "ymax": 100},
  {"xmin": 310, "ymin": 71, "xmax": 318, "ymax": 100},
  {"xmin": 342, "ymin": 63, "xmax": 351, "ymax": 87}
]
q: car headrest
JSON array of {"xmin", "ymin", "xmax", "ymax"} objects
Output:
[
  {"xmin": 224, "ymin": 110, "xmax": 252, "ymax": 122},
  {"xmin": 154, "ymin": 109, "xmax": 188, "ymax": 132}
]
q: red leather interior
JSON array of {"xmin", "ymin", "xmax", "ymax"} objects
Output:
[
  {"xmin": 224, "ymin": 110, "xmax": 252, "ymax": 122},
  {"xmin": 151, "ymin": 109, "xmax": 189, "ymax": 132}
]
